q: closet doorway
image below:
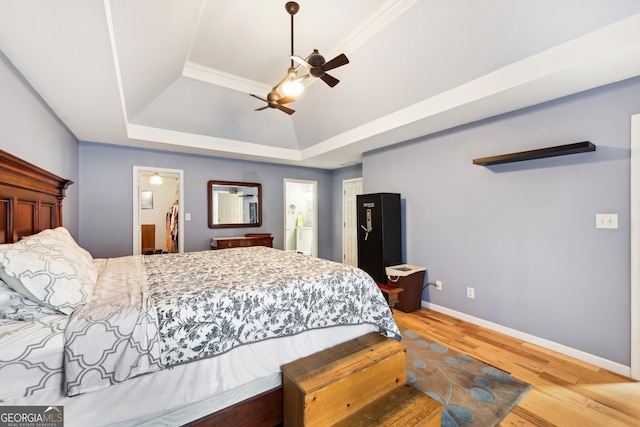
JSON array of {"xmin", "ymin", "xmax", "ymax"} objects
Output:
[
  {"xmin": 284, "ymin": 179, "xmax": 317, "ymax": 256},
  {"xmin": 132, "ymin": 166, "xmax": 184, "ymax": 255}
]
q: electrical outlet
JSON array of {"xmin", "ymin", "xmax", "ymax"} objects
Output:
[
  {"xmin": 185, "ymin": 213, "xmax": 191, "ymax": 221},
  {"xmin": 435, "ymin": 280, "xmax": 442, "ymax": 291},
  {"xmin": 595, "ymin": 214, "xmax": 618, "ymax": 229},
  {"xmin": 466, "ymin": 287, "xmax": 475, "ymax": 299}
]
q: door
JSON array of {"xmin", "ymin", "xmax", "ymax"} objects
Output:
[
  {"xmin": 133, "ymin": 166, "xmax": 184, "ymax": 255},
  {"xmin": 284, "ymin": 179, "xmax": 317, "ymax": 256},
  {"xmin": 217, "ymin": 193, "xmax": 243, "ymax": 224},
  {"xmin": 342, "ymin": 178, "xmax": 362, "ymax": 266}
]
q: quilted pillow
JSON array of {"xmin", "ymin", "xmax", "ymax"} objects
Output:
[
  {"xmin": 0, "ymin": 229, "xmax": 97, "ymax": 314},
  {"xmin": 0, "ymin": 279, "xmax": 60, "ymax": 321},
  {"xmin": 38, "ymin": 227, "xmax": 94, "ymax": 264}
]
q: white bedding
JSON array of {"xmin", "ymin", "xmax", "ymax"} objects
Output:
[
  {"xmin": 0, "ymin": 314, "xmax": 67, "ymax": 401},
  {"xmin": 1, "ymin": 246, "xmax": 399, "ymax": 425},
  {"xmin": 64, "ymin": 247, "xmax": 399, "ymax": 396},
  {"xmin": 2, "ymin": 319, "xmax": 376, "ymax": 426}
]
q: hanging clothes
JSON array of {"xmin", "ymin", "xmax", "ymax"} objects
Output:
[{"xmin": 166, "ymin": 202, "xmax": 179, "ymax": 252}]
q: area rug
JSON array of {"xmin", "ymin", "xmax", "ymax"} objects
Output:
[{"xmin": 403, "ymin": 328, "xmax": 532, "ymax": 427}]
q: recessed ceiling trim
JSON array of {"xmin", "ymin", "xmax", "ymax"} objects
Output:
[
  {"xmin": 183, "ymin": 60, "xmax": 271, "ymax": 95},
  {"xmin": 301, "ymin": 14, "xmax": 640, "ymax": 162},
  {"xmin": 333, "ymin": 0, "xmax": 420, "ymax": 54},
  {"xmin": 104, "ymin": 0, "xmax": 130, "ymax": 122},
  {"xmin": 127, "ymin": 123, "xmax": 301, "ymax": 161},
  {"xmin": 18, "ymin": 3, "xmax": 635, "ymax": 170}
]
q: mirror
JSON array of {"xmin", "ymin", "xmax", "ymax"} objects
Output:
[{"xmin": 208, "ymin": 180, "xmax": 262, "ymax": 228}]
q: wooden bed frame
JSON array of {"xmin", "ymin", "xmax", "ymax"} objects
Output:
[
  {"xmin": 0, "ymin": 149, "xmax": 283, "ymax": 426},
  {"xmin": 0, "ymin": 149, "xmax": 72, "ymax": 244},
  {"xmin": 187, "ymin": 387, "xmax": 283, "ymax": 426}
]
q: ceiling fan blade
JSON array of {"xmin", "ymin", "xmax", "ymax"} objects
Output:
[
  {"xmin": 290, "ymin": 55, "xmax": 311, "ymax": 68},
  {"xmin": 320, "ymin": 73, "xmax": 339, "ymax": 87},
  {"xmin": 250, "ymin": 94, "xmax": 268, "ymax": 103},
  {"xmin": 278, "ymin": 105, "xmax": 296, "ymax": 115},
  {"xmin": 323, "ymin": 54, "xmax": 349, "ymax": 71},
  {"xmin": 255, "ymin": 106, "xmax": 269, "ymax": 111},
  {"xmin": 278, "ymin": 96, "xmax": 296, "ymax": 105}
]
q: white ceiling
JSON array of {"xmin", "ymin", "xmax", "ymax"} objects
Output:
[{"xmin": 1, "ymin": 0, "xmax": 640, "ymax": 169}]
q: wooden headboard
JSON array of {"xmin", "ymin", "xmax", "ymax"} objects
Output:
[{"xmin": 0, "ymin": 149, "xmax": 72, "ymax": 244}]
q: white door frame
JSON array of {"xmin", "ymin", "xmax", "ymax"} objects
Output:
[
  {"xmin": 132, "ymin": 166, "xmax": 185, "ymax": 255},
  {"xmin": 631, "ymin": 113, "xmax": 640, "ymax": 379},
  {"xmin": 342, "ymin": 177, "xmax": 362, "ymax": 266},
  {"xmin": 283, "ymin": 178, "xmax": 318, "ymax": 256}
]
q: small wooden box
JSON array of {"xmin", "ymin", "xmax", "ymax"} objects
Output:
[{"xmin": 281, "ymin": 333, "xmax": 407, "ymax": 426}]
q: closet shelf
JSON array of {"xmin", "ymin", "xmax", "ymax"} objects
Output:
[{"xmin": 473, "ymin": 141, "xmax": 596, "ymax": 166}]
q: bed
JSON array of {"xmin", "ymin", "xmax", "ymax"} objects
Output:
[{"xmin": 0, "ymin": 149, "xmax": 400, "ymax": 426}]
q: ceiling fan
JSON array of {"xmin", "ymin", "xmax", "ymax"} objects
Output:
[
  {"xmin": 291, "ymin": 50, "xmax": 349, "ymax": 88},
  {"xmin": 250, "ymin": 89, "xmax": 296, "ymax": 115},
  {"xmin": 250, "ymin": 1, "xmax": 349, "ymax": 115}
]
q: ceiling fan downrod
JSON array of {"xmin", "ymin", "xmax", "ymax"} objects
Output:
[{"xmin": 285, "ymin": 2, "xmax": 299, "ymax": 69}]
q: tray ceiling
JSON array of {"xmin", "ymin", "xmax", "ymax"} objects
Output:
[{"xmin": 1, "ymin": 0, "xmax": 640, "ymax": 169}]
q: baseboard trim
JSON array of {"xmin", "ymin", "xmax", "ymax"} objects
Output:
[{"xmin": 421, "ymin": 301, "xmax": 631, "ymax": 378}]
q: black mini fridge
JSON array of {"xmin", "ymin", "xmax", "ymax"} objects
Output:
[{"xmin": 357, "ymin": 193, "xmax": 402, "ymax": 283}]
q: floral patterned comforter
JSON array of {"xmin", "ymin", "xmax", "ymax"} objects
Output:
[{"xmin": 64, "ymin": 247, "xmax": 399, "ymax": 396}]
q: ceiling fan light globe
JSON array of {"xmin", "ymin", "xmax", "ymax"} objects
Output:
[
  {"xmin": 282, "ymin": 80, "xmax": 304, "ymax": 97},
  {"xmin": 287, "ymin": 67, "xmax": 297, "ymax": 78}
]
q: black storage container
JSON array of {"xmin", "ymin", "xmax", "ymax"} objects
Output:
[{"xmin": 357, "ymin": 193, "xmax": 402, "ymax": 283}]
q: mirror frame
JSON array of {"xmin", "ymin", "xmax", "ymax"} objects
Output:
[{"xmin": 207, "ymin": 180, "xmax": 262, "ymax": 229}]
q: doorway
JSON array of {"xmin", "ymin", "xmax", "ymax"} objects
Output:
[
  {"xmin": 284, "ymin": 179, "xmax": 317, "ymax": 256},
  {"xmin": 342, "ymin": 177, "xmax": 362, "ymax": 266},
  {"xmin": 132, "ymin": 166, "xmax": 184, "ymax": 255}
]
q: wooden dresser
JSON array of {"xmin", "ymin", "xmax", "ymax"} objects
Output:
[{"xmin": 211, "ymin": 233, "xmax": 273, "ymax": 249}]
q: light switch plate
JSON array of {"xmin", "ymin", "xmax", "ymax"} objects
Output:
[{"xmin": 596, "ymin": 214, "xmax": 618, "ymax": 229}]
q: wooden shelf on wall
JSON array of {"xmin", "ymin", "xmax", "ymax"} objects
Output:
[{"xmin": 473, "ymin": 141, "xmax": 596, "ymax": 166}]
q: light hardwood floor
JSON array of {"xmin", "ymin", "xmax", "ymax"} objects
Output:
[{"xmin": 393, "ymin": 308, "xmax": 640, "ymax": 426}]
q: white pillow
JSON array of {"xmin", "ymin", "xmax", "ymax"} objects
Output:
[
  {"xmin": 38, "ymin": 227, "xmax": 94, "ymax": 264},
  {"xmin": 0, "ymin": 279, "xmax": 60, "ymax": 321},
  {"xmin": 0, "ymin": 229, "xmax": 97, "ymax": 314}
]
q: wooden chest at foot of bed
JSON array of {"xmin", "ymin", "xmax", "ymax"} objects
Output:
[
  {"xmin": 332, "ymin": 383, "xmax": 442, "ymax": 427},
  {"xmin": 281, "ymin": 333, "xmax": 407, "ymax": 426}
]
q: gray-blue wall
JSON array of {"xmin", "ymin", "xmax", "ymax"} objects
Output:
[
  {"xmin": 363, "ymin": 76, "xmax": 640, "ymax": 365},
  {"xmin": 0, "ymin": 50, "xmax": 80, "ymax": 237},
  {"xmin": 3, "ymin": 41, "xmax": 639, "ymax": 369},
  {"xmin": 78, "ymin": 142, "xmax": 333, "ymax": 259}
]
